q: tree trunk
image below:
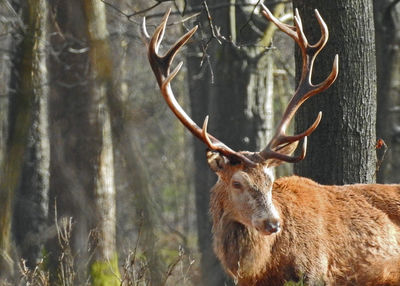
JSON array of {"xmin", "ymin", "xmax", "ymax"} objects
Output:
[
  {"xmin": 47, "ymin": 0, "xmax": 117, "ymax": 283},
  {"xmin": 82, "ymin": 1, "xmax": 119, "ymax": 285},
  {"xmin": 186, "ymin": 1, "xmax": 275, "ymax": 284},
  {"xmin": 374, "ymin": 1, "xmax": 400, "ymax": 183},
  {"xmin": 48, "ymin": 1, "xmax": 94, "ymax": 281},
  {"xmin": 0, "ymin": 0, "xmax": 49, "ymax": 277},
  {"xmin": 292, "ymin": 0, "xmax": 377, "ymax": 185},
  {"xmin": 13, "ymin": 0, "xmax": 50, "ymax": 269}
]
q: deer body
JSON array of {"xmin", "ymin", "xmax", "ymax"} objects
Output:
[
  {"xmin": 211, "ymin": 172, "xmax": 400, "ymax": 285},
  {"xmin": 144, "ymin": 5, "xmax": 400, "ymax": 285}
]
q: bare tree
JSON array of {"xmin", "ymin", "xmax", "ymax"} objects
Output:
[
  {"xmin": 13, "ymin": 0, "xmax": 50, "ymax": 269},
  {"xmin": 48, "ymin": 0, "xmax": 117, "ymax": 283},
  {"xmin": 0, "ymin": 0, "xmax": 49, "ymax": 277},
  {"xmin": 82, "ymin": 1, "xmax": 119, "ymax": 285}
]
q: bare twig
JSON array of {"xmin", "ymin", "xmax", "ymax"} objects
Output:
[
  {"xmin": 141, "ymin": 1, "xmax": 291, "ymax": 20},
  {"xmin": 203, "ymin": 1, "xmax": 222, "ymax": 45},
  {"xmin": 101, "ymin": 0, "xmax": 168, "ymax": 19},
  {"xmin": 239, "ymin": 0, "xmax": 263, "ymax": 36},
  {"xmin": 120, "ymin": 214, "xmax": 152, "ymax": 285},
  {"xmin": 55, "ymin": 204, "xmax": 75, "ymax": 286},
  {"xmin": 19, "ymin": 259, "xmax": 50, "ymax": 286},
  {"xmin": 161, "ymin": 246, "xmax": 188, "ymax": 286}
]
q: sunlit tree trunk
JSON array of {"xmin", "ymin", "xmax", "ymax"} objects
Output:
[
  {"xmin": 374, "ymin": 1, "xmax": 400, "ymax": 183},
  {"xmin": 293, "ymin": 0, "xmax": 377, "ymax": 184},
  {"xmin": 186, "ymin": 1, "xmax": 276, "ymax": 284},
  {"xmin": 0, "ymin": 0, "xmax": 49, "ymax": 277},
  {"xmin": 83, "ymin": 1, "xmax": 119, "ymax": 285}
]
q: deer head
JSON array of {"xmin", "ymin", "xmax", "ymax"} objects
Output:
[{"xmin": 143, "ymin": 5, "xmax": 338, "ymax": 235}]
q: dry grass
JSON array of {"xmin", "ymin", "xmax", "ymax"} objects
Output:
[
  {"xmin": 18, "ymin": 258, "xmax": 50, "ymax": 286},
  {"xmin": 0, "ymin": 215, "xmax": 197, "ymax": 286}
]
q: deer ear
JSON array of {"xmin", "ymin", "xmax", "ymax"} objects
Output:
[
  {"xmin": 266, "ymin": 141, "xmax": 299, "ymax": 167},
  {"xmin": 207, "ymin": 151, "xmax": 229, "ymax": 172}
]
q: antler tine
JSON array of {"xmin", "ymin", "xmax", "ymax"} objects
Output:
[
  {"xmin": 261, "ymin": 4, "xmax": 297, "ymax": 39},
  {"xmin": 147, "ymin": 10, "xmax": 257, "ymax": 167},
  {"xmin": 141, "ymin": 17, "xmax": 151, "ymax": 41},
  {"xmin": 199, "ymin": 116, "xmax": 255, "ymax": 165},
  {"xmin": 259, "ymin": 5, "xmax": 339, "ymax": 162},
  {"xmin": 315, "ymin": 54, "xmax": 339, "ymax": 90},
  {"xmin": 312, "ymin": 10, "xmax": 329, "ymax": 50}
]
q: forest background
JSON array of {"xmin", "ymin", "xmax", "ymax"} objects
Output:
[{"xmin": 0, "ymin": 0, "xmax": 399, "ymax": 285}]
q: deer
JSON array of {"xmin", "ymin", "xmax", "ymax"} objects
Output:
[{"xmin": 143, "ymin": 5, "xmax": 400, "ymax": 286}]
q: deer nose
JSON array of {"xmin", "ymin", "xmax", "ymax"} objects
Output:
[{"xmin": 263, "ymin": 219, "xmax": 280, "ymax": 234}]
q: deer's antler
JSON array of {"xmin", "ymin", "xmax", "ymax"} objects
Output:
[
  {"xmin": 144, "ymin": 6, "xmax": 338, "ymax": 167},
  {"xmin": 258, "ymin": 4, "xmax": 339, "ymax": 163},
  {"xmin": 143, "ymin": 9, "xmax": 257, "ymax": 166}
]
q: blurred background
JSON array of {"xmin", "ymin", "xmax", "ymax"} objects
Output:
[{"xmin": 0, "ymin": 0, "xmax": 399, "ymax": 285}]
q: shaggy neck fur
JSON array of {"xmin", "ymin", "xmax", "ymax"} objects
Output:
[
  {"xmin": 213, "ymin": 214, "xmax": 277, "ymax": 283},
  {"xmin": 210, "ymin": 180, "xmax": 285, "ymax": 285}
]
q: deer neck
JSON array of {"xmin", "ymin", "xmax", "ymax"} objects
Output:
[{"xmin": 211, "ymin": 208, "xmax": 279, "ymax": 281}]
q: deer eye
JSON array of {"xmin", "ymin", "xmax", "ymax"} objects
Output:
[{"xmin": 232, "ymin": 181, "xmax": 243, "ymax": 190}]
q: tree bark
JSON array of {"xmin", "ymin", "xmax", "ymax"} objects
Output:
[
  {"xmin": 47, "ymin": 0, "xmax": 117, "ymax": 283},
  {"xmin": 0, "ymin": 0, "xmax": 49, "ymax": 276},
  {"xmin": 292, "ymin": 0, "xmax": 377, "ymax": 184},
  {"xmin": 13, "ymin": 0, "xmax": 50, "ymax": 269},
  {"xmin": 82, "ymin": 1, "xmax": 119, "ymax": 285},
  {"xmin": 374, "ymin": 1, "xmax": 400, "ymax": 183},
  {"xmin": 48, "ymin": 2, "xmax": 94, "ymax": 281}
]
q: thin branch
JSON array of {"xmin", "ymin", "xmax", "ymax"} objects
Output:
[
  {"xmin": 101, "ymin": 0, "xmax": 175, "ymax": 19},
  {"xmin": 170, "ymin": 12, "xmax": 202, "ymax": 26},
  {"xmin": 3, "ymin": 0, "xmax": 25, "ymax": 32},
  {"xmin": 239, "ymin": 0, "xmax": 263, "ymax": 37},
  {"xmin": 102, "ymin": 0, "xmax": 291, "ymax": 20},
  {"xmin": 126, "ymin": 1, "xmax": 166, "ymax": 17},
  {"xmin": 203, "ymin": 1, "xmax": 222, "ymax": 45}
]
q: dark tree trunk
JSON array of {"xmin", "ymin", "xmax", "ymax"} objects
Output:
[
  {"xmin": 186, "ymin": 1, "xmax": 275, "ymax": 285},
  {"xmin": 0, "ymin": 0, "xmax": 49, "ymax": 276},
  {"xmin": 374, "ymin": 1, "xmax": 400, "ymax": 183},
  {"xmin": 48, "ymin": 0, "xmax": 93, "ymax": 266},
  {"xmin": 292, "ymin": 0, "xmax": 377, "ymax": 185},
  {"xmin": 47, "ymin": 0, "xmax": 102, "ymax": 282},
  {"xmin": 13, "ymin": 0, "xmax": 50, "ymax": 268}
]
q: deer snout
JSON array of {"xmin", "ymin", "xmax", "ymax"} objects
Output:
[
  {"xmin": 254, "ymin": 217, "xmax": 281, "ymax": 235},
  {"xmin": 264, "ymin": 219, "xmax": 280, "ymax": 234}
]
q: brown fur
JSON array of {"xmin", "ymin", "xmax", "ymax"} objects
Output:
[
  {"xmin": 209, "ymin": 157, "xmax": 400, "ymax": 286},
  {"xmin": 356, "ymin": 257, "xmax": 400, "ymax": 285}
]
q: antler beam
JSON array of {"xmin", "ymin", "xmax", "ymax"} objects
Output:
[
  {"xmin": 143, "ymin": 9, "xmax": 257, "ymax": 166},
  {"xmin": 258, "ymin": 4, "xmax": 339, "ymax": 163},
  {"xmin": 144, "ymin": 5, "xmax": 338, "ymax": 167}
]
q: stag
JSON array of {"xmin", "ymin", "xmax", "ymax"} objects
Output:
[{"xmin": 143, "ymin": 5, "xmax": 400, "ymax": 286}]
